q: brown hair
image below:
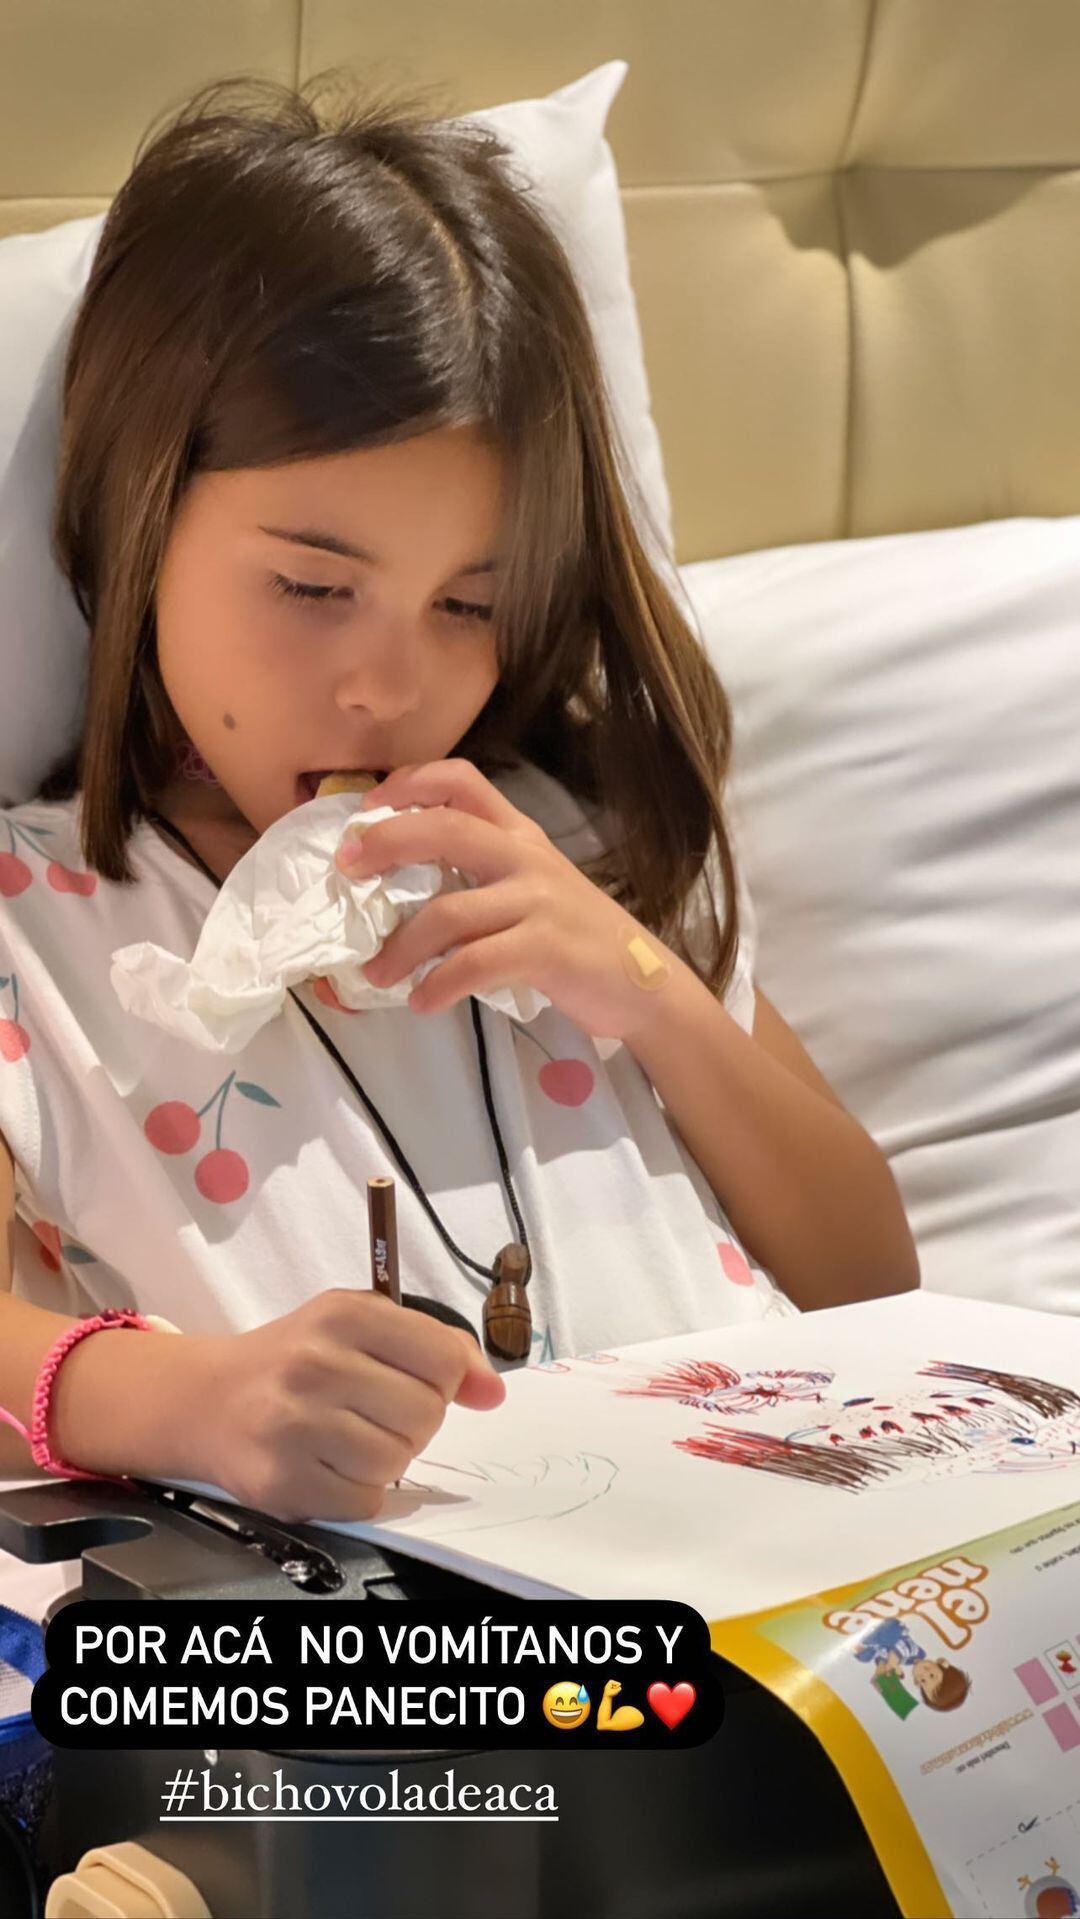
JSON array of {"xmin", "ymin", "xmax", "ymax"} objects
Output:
[
  {"xmin": 916, "ymin": 1662, "xmax": 971, "ymax": 1712},
  {"xmin": 46, "ymin": 71, "xmax": 743, "ymax": 997}
]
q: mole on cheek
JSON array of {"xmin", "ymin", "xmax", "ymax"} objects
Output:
[{"xmin": 223, "ymin": 713, "xmax": 237, "ymax": 731}]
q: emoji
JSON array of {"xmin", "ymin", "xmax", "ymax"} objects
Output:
[
  {"xmin": 542, "ymin": 1681, "xmax": 591, "ymax": 1729},
  {"xmin": 646, "ymin": 1681, "xmax": 696, "ymax": 1730},
  {"xmin": 597, "ymin": 1679, "xmax": 645, "ymax": 1732}
]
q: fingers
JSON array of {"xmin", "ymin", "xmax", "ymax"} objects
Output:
[
  {"xmin": 317, "ymin": 1289, "xmax": 500, "ymax": 1403},
  {"xmin": 408, "ymin": 926, "xmax": 524, "ymax": 1015},
  {"xmin": 310, "ymin": 1402, "xmax": 422, "ymax": 1488},
  {"xmin": 271, "ymin": 1456, "xmax": 391, "ymax": 1525},
  {"xmin": 298, "ymin": 1345, "xmax": 449, "ymax": 1452},
  {"xmin": 359, "ymin": 759, "xmax": 533, "ymax": 835},
  {"xmin": 244, "ymin": 1335, "xmax": 504, "ymax": 1524},
  {"xmin": 362, "ymin": 882, "xmax": 526, "ymax": 990},
  {"xmin": 337, "ymin": 805, "xmax": 512, "ymax": 888},
  {"xmin": 229, "ymin": 1291, "xmax": 509, "ymax": 1526},
  {"xmin": 453, "ymin": 1344, "xmax": 509, "ymax": 1411}
]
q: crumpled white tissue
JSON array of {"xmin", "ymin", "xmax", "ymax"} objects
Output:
[{"xmin": 111, "ymin": 791, "xmax": 550, "ymax": 1053}]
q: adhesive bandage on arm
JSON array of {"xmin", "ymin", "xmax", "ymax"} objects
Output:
[{"xmin": 620, "ymin": 930, "xmax": 672, "ymax": 992}]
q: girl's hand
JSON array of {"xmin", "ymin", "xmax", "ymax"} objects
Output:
[
  {"xmin": 188, "ymin": 1288, "xmax": 505, "ymax": 1524},
  {"xmin": 334, "ymin": 759, "xmax": 680, "ymax": 1042}
]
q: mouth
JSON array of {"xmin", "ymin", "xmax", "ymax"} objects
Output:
[{"xmin": 296, "ymin": 769, "xmax": 390, "ymax": 804}]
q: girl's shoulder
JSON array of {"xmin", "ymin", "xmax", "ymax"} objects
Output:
[
  {"xmin": 0, "ymin": 795, "xmax": 207, "ymax": 1175},
  {"xmin": 0, "ymin": 793, "xmax": 88, "ymax": 890},
  {"xmin": 0, "ymin": 793, "xmax": 207, "ymax": 978},
  {"xmin": 0, "ymin": 796, "xmax": 115, "ymax": 974}
]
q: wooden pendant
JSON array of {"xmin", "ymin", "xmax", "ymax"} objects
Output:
[{"xmin": 483, "ymin": 1242, "xmax": 532, "ymax": 1361}]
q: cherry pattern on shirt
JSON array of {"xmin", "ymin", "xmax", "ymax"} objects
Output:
[
  {"xmin": 0, "ymin": 969, "xmax": 97, "ymax": 1269},
  {"xmin": 0, "ymin": 972, "xmax": 30, "ymax": 1062},
  {"xmin": 30, "ymin": 1221, "xmax": 98, "ymax": 1273},
  {"xmin": 509, "ymin": 1019, "xmax": 595, "ymax": 1107},
  {"xmin": 144, "ymin": 1071, "xmax": 281, "ymax": 1205},
  {"xmin": 718, "ymin": 1241, "xmax": 755, "ymax": 1286},
  {"xmin": 0, "ymin": 819, "xmax": 97, "ymax": 897},
  {"xmin": 514, "ymin": 1013, "xmax": 763, "ymax": 1304}
]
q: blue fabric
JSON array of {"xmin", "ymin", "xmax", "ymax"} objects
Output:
[
  {"xmin": 0, "ymin": 1606, "xmax": 46, "ymax": 1684},
  {"xmin": 0, "ymin": 1603, "xmax": 45, "ymax": 1744}
]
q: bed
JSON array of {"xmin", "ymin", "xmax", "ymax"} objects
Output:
[
  {"xmin": 6, "ymin": 0, "xmax": 1079, "ymax": 1321},
  {"xmin": 2, "ymin": 5, "xmax": 1080, "ymax": 1912}
]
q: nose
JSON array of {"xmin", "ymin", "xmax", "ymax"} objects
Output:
[{"xmin": 334, "ymin": 619, "xmax": 423, "ymax": 722}]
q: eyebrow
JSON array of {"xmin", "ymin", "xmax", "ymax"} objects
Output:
[{"xmin": 258, "ymin": 524, "xmax": 501, "ymax": 577}]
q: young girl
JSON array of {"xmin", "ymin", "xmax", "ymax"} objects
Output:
[{"xmin": 0, "ymin": 75, "xmax": 918, "ymax": 1527}]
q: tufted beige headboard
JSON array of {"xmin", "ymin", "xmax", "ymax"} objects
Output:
[{"xmin": 3, "ymin": 0, "xmax": 1079, "ymax": 561}]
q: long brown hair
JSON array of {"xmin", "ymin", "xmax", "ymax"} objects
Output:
[{"xmin": 47, "ymin": 71, "xmax": 743, "ymax": 997}]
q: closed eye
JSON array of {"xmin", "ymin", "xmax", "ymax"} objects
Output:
[
  {"xmin": 441, "ymin": 595, "xmax": 494, "ymax": 623},
  {"xmin": 268, "ymin": 574, "xmax": 493, "ymax": 622}
]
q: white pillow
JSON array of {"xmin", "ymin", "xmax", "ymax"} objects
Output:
[
  {"xmin": 0, "ymin": 215, "xmax": 102, "ymax": 807},
  {"xmin": 0, "ymin": 60, "xmax": 671, "ymax": 805},
  {"xmin": 681, "ymin": 517, "xmax": 1080, "ymax": 1318},
  {"xmin": 470, "ymin": 63, "xmax": 673, "ymax": 571}
]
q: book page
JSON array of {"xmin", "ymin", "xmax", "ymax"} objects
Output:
[{"xmin": 157, "ymin": 1293, "xmax": 1080, "ymax": 1622}]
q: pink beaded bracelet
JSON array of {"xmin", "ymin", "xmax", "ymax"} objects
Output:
[{"xmin": 0, "ymin": 1308, "xmax": 159, "ymax": 1485}]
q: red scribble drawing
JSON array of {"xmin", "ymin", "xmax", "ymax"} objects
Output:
[
  {"xmin": 616, "ymin": 1359, "xmax": 834, "ymax": 1415},
  {"xmin": 617, "ymin": 1359, "xmax": 1080, "ymax": 1493}
]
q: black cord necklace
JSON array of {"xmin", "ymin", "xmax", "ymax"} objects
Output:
[{"xmin": 146, "ymin": 810, "xmax": 533, "ymax": 1360}]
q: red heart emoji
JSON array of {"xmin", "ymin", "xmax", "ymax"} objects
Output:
[{"xmin": 646, "ymin": 1681, "xmax": 696, "ymax": 1730}]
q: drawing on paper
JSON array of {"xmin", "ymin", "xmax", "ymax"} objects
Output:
[
  {"xmin": 614, "ymin": 1358, "xmax": 835, "ymax": 1414},
  {"xmin": 617, "ymin": 1360, "xmax": 1080, "ymax": 1493},
  {"xmin": 400, "ymin": 1451, "xmax": 620, "ymax": 1536}
]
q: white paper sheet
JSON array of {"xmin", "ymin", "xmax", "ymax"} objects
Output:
[{"xmin": 154, "ymin": 1293, "xmax": 1080, "ymax": 1621}]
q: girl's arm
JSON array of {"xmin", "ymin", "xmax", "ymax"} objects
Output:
[
  {"xmin": 331, "ymin": 760, "xmax": 918, "ymax": 1312},
  {"xmin": 0, "ymin": 1133, "xmax": 201, "ymax": 1477},
  {"xmin": 1, "ymin": 1130, "xmax": 502, "ymax": 1519},
  {"xmin": 624, "ymin": 972, "xmax": 920, "ymax": 1311},
  {"xmin": 0, "ymin": 1291, "xmax": 201, "ymax": 1480}
]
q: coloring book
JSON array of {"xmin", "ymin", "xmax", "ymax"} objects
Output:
[
  {"xmin": 712, "ymin": 1496, "xmax": 1080, "ymax": 1918},
  {"xmin": 161, "ymin": 1293, "xmax": 1080, "ymax": 1622}
]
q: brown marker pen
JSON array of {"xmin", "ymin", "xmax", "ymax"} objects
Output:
[
  {"xmin": 367, "ymin": 1175, "xmax": 402, "ymax": 1489},
  {"xmin": 367, "ymin": 1175, "xmax": 401, "ymax": 1306}
]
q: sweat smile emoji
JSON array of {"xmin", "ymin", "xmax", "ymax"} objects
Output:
[{"xmin": 542, "ymin": 1681, "xmax": 591, "ymax": 1730}]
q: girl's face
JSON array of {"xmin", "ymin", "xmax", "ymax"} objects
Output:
[{"xmin": 154, "ymin": 424, "xmax": 504, "ymax": 837}]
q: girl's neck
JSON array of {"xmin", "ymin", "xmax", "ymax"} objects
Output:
[{"xmin": 149, "ymin": 777, "xmax": 259, "ymax": 884}]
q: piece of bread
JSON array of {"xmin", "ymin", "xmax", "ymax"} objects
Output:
[{"xmin": 316, "ymin": 771, "xmax": 381, "ymax": 798}]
